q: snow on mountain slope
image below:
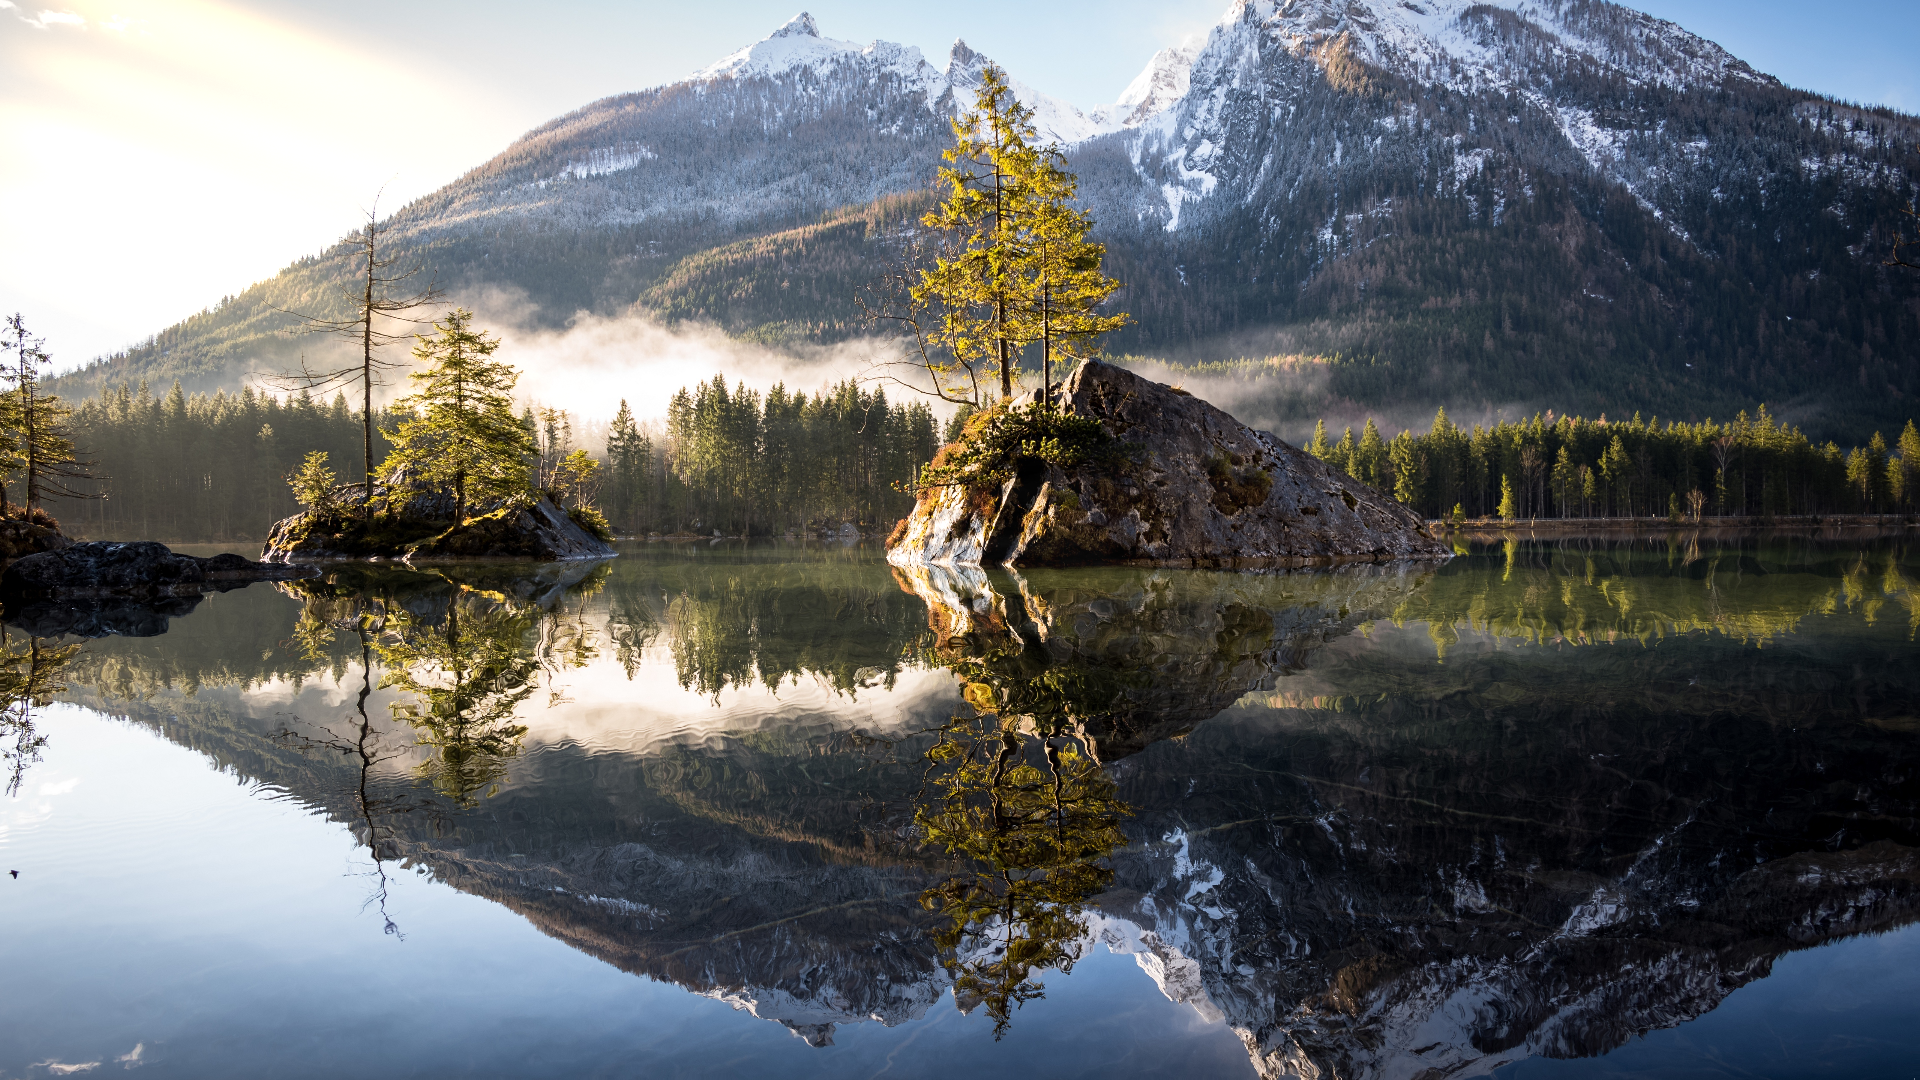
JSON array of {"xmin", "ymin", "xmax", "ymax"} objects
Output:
[
  {"xmin": 696, "ymin": 12, "xmax": 945, "ymax": 100},
  {"xmin": 696, "ymin": 12, "xmax": 1177, "ymax": 145}
]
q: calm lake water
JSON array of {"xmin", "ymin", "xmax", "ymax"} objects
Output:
[{"xmin": 3, "ymin": 534, "xmax": 1918, "ymax": 1079}]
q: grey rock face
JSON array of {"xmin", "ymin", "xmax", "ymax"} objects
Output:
[
  {"xmin": 0, "ymin": 541, "xmax": 315, "ymax": 601},
  {"xmin": 889, "ymin": 361, "xmax": 1449, "ymax": 568}
]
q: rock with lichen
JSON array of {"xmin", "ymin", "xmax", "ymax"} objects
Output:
[{"xmin": 887, "ymin": 361, "xmax": 1448, "ymax": 568}]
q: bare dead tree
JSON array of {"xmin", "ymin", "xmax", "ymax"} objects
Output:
[{"xmin": 267, "ymin": 196, "xmax": 443, "ymax": 516}]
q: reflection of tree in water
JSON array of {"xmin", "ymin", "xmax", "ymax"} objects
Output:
[
  {"xmin": 0, "ymin": 634, "xmax": 79, "ymax": 796},
  {"xmin": 656, "ymin": 566, "xmax": 931, "ymax": 700},
  {"xmin": 278, "ymin": 594, "xmax": 430, "ymax": 935},
  {"xmin": 1400, "ymin": 536, "xmax": 1920, "ymax": 654},
  {"xmin": 914, "ymin": 665, "xmax": 1131, "ymax": 1037},
  {"xmin": 375, "ymin": 595, "xmax": 539, "ymax": 808}
]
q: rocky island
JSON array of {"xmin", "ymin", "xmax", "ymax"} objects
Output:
[
  {"xmin": 888, "ymin": 361, "xmax": 1449, "ymax": 568},
  {"xmin": 261, "ymin": 476, "xmax": 616, "ymax": 563}
]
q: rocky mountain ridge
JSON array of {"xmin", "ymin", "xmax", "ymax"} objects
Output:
[{"xmin": 63, "ymin": 1, "xmax": 1920, "ymax": 438}]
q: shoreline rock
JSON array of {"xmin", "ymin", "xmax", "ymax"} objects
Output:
[
  {"xmin": 888, "ymin": 361, "xmax": 1450, "ymax": 568},
  {"xmin": 0, "ymin": 519, "xmax": 72, "ymax": 562},
  {"xmin": 0, "ymin": 541, "xmax": 316, "ymax": 603}
]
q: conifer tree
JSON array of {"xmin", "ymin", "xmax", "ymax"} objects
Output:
[
  {"xmin": 1354, "ymin": 419, "xmax": 1388, "ymax": 489},
  {"xmin": 381, "ymin": 310, "xmax": 534, "ymax": 522},
  {"xmin": 1895, "ymin": 421, "xmax": 1920, "ymax": 510},
  {"xmin": 1307, "ymin": 419, "xmax": 1331, "ymax": 460},
  {"xmin": 604, "ymin": 400, "xmax": 650, "ymax": 530},
  {"xmin": 1497, "ymin": 474, "xmax": 1517, "ymax": 521},
  {"xmin": 1014, "ymin": 137, "xmax": 1126, "ymax": 408},
  {"xmin": 2, "ymin": 314, "xmax": 91, "ymax": 516},
  {"xmin": 1330, "ymin": 426, "xmax": 1356, "ymax": 477}
]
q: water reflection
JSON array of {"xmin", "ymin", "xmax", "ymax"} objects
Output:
[
  {"xmin": 25, "ymin": 536, "xmax": 1920, "ymax": 1078},
  {"xmin": 917, "ymin": 716, "xmax": 1130, "ymax": 1037},
  {"xmin": 0, "ymin": 633, "xmax": 78, "ymax": 795}
]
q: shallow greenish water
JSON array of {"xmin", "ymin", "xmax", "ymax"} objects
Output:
[{"xmin": 3, "ymin": 533, "xmax": 1917, "ymax": 1079}]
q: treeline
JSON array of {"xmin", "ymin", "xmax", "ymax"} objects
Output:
[
  {"xmin": 602, "ymin": 376, "xmax": 938, "ymax": 536},
  {"xmin": 53, "ymin": 383, "xmax": 394, "ymax": 541},
  {"xmin": 1308, "ymin": 407, "xmax": 1920, "ymax": 520},
  {"xmin": 44, "ymin": 374, "xmax": 938, "ymax": 542}
]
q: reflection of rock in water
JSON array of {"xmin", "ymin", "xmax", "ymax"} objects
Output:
[
  {"xmin": 4, "ymin": 594, "xmax": 204, "ymax": 638},
  {"xmin": 53, "ymin": 551, "xmax": 1920, "ymax": 1074},
  {"xmin": 891, "ymin": 561, "xmax": 1434, "ymax": 760}
]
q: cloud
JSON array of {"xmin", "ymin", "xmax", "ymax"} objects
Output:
[
  {"xmin": 448, "ymin": 290, "xmax": 948, "ymax": 433},
  {"xmin": 32, "ymin": 1062, "xmax": 101, "ymax": 1075},
  {"xmin": 19, "ymin": 9, "xmax": 86, "ymax": 28},
  {"xmin": 116, "ymin": 1043, "xmax": 145, "ymax": 1069}
]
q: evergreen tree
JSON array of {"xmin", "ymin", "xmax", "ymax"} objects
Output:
[
  {"xmin": 1354, "ymin": 419, "xmax": 1388, "ymax": 489},
  {"xmin": 1307, "ymin": 419, "xmax": 1331, "ymax": 460},
  {"xmin": 1497, "ymin": 474, "xmax": 1517, "ymax": 521},
  {"xmin": 271, "ymin": 200, "xmax": 444, "ymax": 515},
  {"xmin": 381, "ymin": 310, "xmax": 534, "ymax": 521},
  {"xmin": 2, "ymin": 314, "xmax": 89, "ymax": 516},
  {"xmin": 604, "ymin": 399, "xmax": 650, "ymax": 531},
  {"xmin": 888, "ymin": 64, "xmax": 1042, "ymax": 404},
  {"xmin": 1014, "ymin": 135, "xmax": 1127, "ymax": 408},
  {"xmin": 1895, "ymin": 421, "xmax": 1920, "ymax": 510}
]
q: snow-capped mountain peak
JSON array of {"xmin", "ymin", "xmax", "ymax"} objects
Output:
[
  {"xmin": 694, "ymin": 11, "xmax": 937, "ymax": 87},
  {"xmin": 1092, "ymin": 43, "xmax": 1200, "ymax": 130},
  {"xmin": 769, "ymin": 11, "xmax": 818, "ymax": 39},
  {"xmin": 1218, "ymin": 0, "xmax": 1773, "ymax": 95}
]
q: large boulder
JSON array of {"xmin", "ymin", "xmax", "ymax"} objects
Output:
[
  {"xmin": 888, "ymin": 361, "xmax": 1449, "ymax": 568},
  {"xmin": 262, "ymin": 488, "xmax": 614, "ymax": 563},
  {"xmin": 0, "ymin": 541, "xmax": 315, "ymax": 601}
]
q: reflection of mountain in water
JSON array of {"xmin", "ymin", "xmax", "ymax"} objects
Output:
[{"xmin": 51, "ymin": 540, "xmax": 1920, "ymax": 1075}]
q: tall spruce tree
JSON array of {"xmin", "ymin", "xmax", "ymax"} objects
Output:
[
  {"xmin": 886, "ymin": 63, "xmax": 1041, "ymax": 405},
  {"xmin": 1014, "ymin": 139, "xmax": 1126, "ymax": 409},
  {"xmin": 2, "ymin": 314, "xmax": 90, "ymax": 515},
  {"xmin": 381, "ymin": 310, "xmax": 533, "ymax": 522}
]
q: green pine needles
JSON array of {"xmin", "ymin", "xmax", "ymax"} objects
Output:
[{"xmin": 382, "ymin": 309, "xmax": 536, "ymax": 522}]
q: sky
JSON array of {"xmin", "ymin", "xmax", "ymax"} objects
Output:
[{"xmin": 3, "ymin": 0, "xmax": 1917, "ymax": 369}]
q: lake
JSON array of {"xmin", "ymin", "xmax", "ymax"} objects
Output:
[{"xmin": 3, "ymin": 533, "xmax": 1917, "ymax": 1079}]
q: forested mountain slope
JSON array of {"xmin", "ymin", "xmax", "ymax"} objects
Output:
[{"xmin": 57, "ymin": 2, "xmax": 1920, "ymax": 439}]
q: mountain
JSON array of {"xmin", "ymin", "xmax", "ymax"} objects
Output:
[{"xmin": 59, "ymin": 2, "xmax": 1920, "ymax": 439}]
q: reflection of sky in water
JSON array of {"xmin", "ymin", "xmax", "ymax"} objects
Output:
[
  {"xmin": 2, "ymin": 706, "xmax": 1252, "ymax": 1079},
  {"xmin": 3, "ymin": 536, "xmax": 1917, "ymax": 1078}
]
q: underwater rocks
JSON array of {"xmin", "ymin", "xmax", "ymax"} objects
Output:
[
  {"xmin": 887, "ymin": 361, "xmax": 1448, "ymax": 568},
  {"xmin": 0, "ymin": 541, "xmax": 315, "ymax": 603}
]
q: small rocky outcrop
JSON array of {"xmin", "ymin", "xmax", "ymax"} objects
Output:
[
  {"xmin": 0, "ymin": 541, "xmax": 315, "ymax": 601},
  {"xmin": 0, "ymin": 519, "xmax": 71, "ymax": 561},
  {"xmin": 262, "ymin": 479, "xmax": 615, "ymax": 562},
  {"xmin": 888, "ymin": 361, "xmax": 1449, "ymax": 568}
]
